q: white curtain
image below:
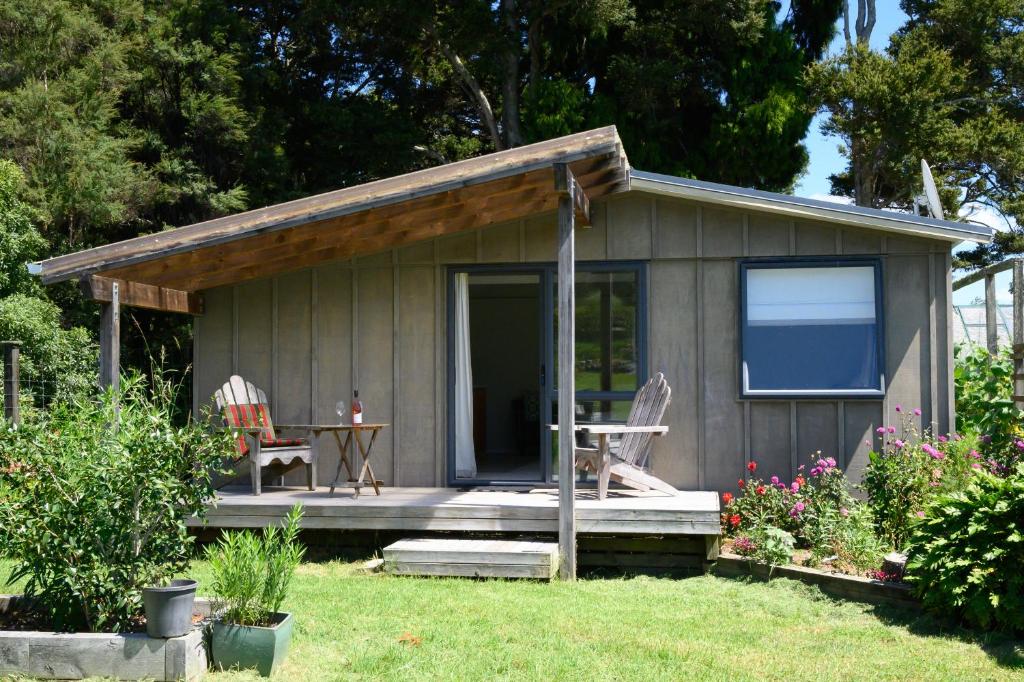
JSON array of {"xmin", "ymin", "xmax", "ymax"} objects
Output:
[{"xmin": 454, "ymin": 273, "xmax": 477, "ymax": 479}]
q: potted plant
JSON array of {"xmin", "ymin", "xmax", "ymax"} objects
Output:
[
  {"xmin": 206, "ymin": 504, "xmax": 305, "ymax": 677},
  {"xmin": 142, "ymin": 578, "xmax": 198, "ymax": 638}
]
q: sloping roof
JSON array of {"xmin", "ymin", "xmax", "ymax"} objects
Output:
[
  {"xmin": 31, "ymin": 126, "xmax": 629, "ymax": 291},
  {"xmin": 630, "ymin": 170, "xmax": 993, "ymax": 244}
]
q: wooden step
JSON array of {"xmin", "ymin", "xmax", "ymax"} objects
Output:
[{"xmin": 383, "ymin": 538, "xmax": 559, "ymax": 580}]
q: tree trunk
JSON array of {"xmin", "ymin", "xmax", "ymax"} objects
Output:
[
  {"xmin": 500, "ymin": 0, "xmax": 524, "ymax": 147},
  {"xmin": 429, "ymin": 24, "xmax": 505, "ymax": 151},
  {"xmin": 855, "ymin": 0, "xmax": 876, "ymax": 45}
]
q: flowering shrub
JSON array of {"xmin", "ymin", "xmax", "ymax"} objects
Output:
[
  {"xmin": 906, "ymin": 463, "xmax": 1024, "ymax": 634},
  {"xmin": 723, "ymin": 455, "xmax": 882, "ymax": 572},
  {"xmin": 732, "ymin": 526, "xmax": 795, "ymax": 567},
  {"xmin": 863, "ymin": 407, "xmax": 979, "ymax": 550}
]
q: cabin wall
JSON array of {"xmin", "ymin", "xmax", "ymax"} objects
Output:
[{"xmin": 193, "ymin": 191, "xmax": 955, "ymax": 491}]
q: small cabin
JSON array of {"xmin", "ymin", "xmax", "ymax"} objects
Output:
[{"xmin": 32, "ymin": 127, "xmax": 992, "ymax": 496}]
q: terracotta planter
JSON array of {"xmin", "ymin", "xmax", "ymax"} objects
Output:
[{"xmin": 211, "ymin": 612, "xmax": 293, "ymax": 677}]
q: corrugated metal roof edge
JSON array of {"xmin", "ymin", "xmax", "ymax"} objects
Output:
[{"xmin": 629, "ymin": 169, "xmax": 993, "ymax": 244}]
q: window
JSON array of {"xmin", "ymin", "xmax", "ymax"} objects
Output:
[{"xmin": 740, "ymin": 259, "xmax": 884, "ymax": 397}]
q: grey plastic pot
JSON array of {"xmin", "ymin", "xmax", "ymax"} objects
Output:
[{"xmin": 142, "ymin": 579, "xmax": 198, "ymax": 638}]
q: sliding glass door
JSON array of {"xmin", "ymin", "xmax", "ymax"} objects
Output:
[{"xmin": 448, "ymin": 262, "xmax": 646, "ymax": 486}]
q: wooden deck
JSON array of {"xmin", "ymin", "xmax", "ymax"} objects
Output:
[{"xmin": 193, "ymin": 486, "xmax": 720, "ymax": 536}]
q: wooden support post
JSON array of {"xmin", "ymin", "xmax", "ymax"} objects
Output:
[
  {"xmin": 1013, "ymin": 259, "xmax": 1024, "ymax": 412},
  {"xmin": 555, "ymin": 163, "xmax": 577, "ymax": 581},
  {"xmin": 2, "ymin": 341, "xmax": 20, "ymax": 425},
  {"xmin": 985, "ymin": 273, "xmax": 998, "ymax": 354},
  {"xmin": 99, "ymin": 281, "xmax": 120, "ymax": 391}
]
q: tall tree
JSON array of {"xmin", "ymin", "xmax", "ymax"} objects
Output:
[{"xmin": 807, "ymin": 0, "xmax": 1024, "ymax": 252}]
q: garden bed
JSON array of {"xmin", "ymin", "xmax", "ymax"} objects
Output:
[
  {"xmin": 0, "ymin": 595, "xmax": 214, "ymax": 681},
  {"xmin": 714, "ymin": 552, "xmax": 919, "ymax": 610}
]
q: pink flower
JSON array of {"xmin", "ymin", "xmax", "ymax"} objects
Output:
[
  {"xmin": 789, "ymin": 502, "xmax": 805, "ymax": 518},
  {"xmin": 969, "ymin": 450, "xmax": 981, "ymax": 460},
  {"xmin": 875, "ymin": 427, "xmax": 886, "ymax": 435},
  {"xmin": 795, "ymin": 502, "xmax": 805, "ymax": 512},
  {"xmin": 916, "ymin": 511, "xmax": 926, "ymax": 518},
  {"xmin": 825, "ymin": 457, "xmax": 836, "ymax": 468},
  {"xmin": 922, "ymin": 444, "xmax": 944, "ymax": 459},
  {"xmin": 895, "ymin": 404, "xmax": 902, "ymax": 413},
  {"xmin": 913, "ymin": 408, "xmax": 922, "ymax": 416},
  {"xmin": 790, "ymin": 481, "xmax": 800, "ymax": 493},
  {"xmin": 839, "ymin": 507, "xmax": 849, "ymax": 517},
  {"xmin": 894, "ymin": 439, "xmax": 905, "ymax": 449},
  {"xmin": 887, "ymin": 426, "xmax": 896, "ymax": 434},
  {"xmin": 938, "ymin": 435, "xmax": 948, "ymax": 443},
  {"xmin": 971, "ymin": 462, "xmax": 982, "ymax": 470},
  {"xmin": 770, "ymin": 476, "xmax": 779, "ymax": 485}
]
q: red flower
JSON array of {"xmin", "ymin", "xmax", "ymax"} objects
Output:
[
  {"xmin": 755, "ymin": 485, "xmax": 766, "ymax": 495},
  {"xmin": 729, "ymin": 514, "xmax": 741, "ymax": 527},
  {"xmin": 737, "ymin": 478, "xmax": 745, "ymax": 488},
  {"xmin": 747, "ymin": 461, "xmax": 757, "ymax": 473},
  {"xmin": 722, "ymin": 492, "xmax": 734, "ymax": 505},
  {"xmin": 795, "ymin": 476, "xmax": 806, "ymax": 486}
]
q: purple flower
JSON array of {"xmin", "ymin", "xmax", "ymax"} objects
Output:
[
  {"xmin": 913, "ymin": 408, "xmax": 922, "ymax": 416},
  {"xmin": 894, "ymin": 439, "xmax": 905, "ymax": 449},
  {"xmin": 887, "ymin": 426, "xmax": 896, "ymax": 434},
  {"xmin": 895, "ymin": 404, "xmax": 902, "ymax": 413},
  {"xmin": 981, "ymin": 434, "xmax": 992, "ymax": 444},
  {"xmin": 770, "ymin": 476, "xmax": 779, "ymax": 485},
  {"xmin": 876, "ymin": 427, "xmax": 886, "ymax": 435},
  {"xmin": 938, "ymin": 435, "xmax": 948, "ymax": 443},
  {"xmin": 810, "ymin": 466, "xmax": 823, "ymax": 477}
]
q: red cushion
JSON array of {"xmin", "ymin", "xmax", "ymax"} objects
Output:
[
  {"xmin": 223, "ymin": 404, "xmax": 274, "ymax": 457},
  {"xmin": 260, "ymin": 437, "xmax": 307, "ymax": 448}
]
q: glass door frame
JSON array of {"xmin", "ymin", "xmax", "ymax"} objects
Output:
[{"xmin": 446, "ymin": 261, "xmax": 648, "ymax": 487}]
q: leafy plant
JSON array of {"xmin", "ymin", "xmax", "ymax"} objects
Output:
[
  {"xmin": 0, "ymin": 371, "xmax": 233, "ymax": 632},
  {"xmin": 734, "ymin": 526, "xmax": 795, "ymax": 568},
  {"xmin": 906, "ymin": 463, "xmax": 1024, "ymax": 634},
  {"xmin": 954, "ymin": 344, "xmax": 1024, "ymax": 466},
  {"xmin": 206, "ymin": 504, "xmax": 305, "ymax": 627},
  {"xmin": 863, "ymin": 408, "xmax": 983, "ymax": 549}
]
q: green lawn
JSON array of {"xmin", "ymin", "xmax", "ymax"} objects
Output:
[{"xmin": 2, "ymin": 560, "xmax": 1022, "ymax": 680}]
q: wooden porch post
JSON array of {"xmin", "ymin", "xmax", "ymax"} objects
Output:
[
  {"xmin": 985, "ymin": 272, "xmax": 998, "ymax": 354},
  {"xmin": 99, "ymin": 280, "xmax": 120, "ymax": 391},
  {"xmin": 2, "ymin": 341, "xmax": 20, "ymax": 425},
  {"xmin": 555, "ymin": 164, "xmax": 577, "ymax": 580},
  {"xmin": 1013, "ymin": 259, "xmax": 1024, "ymax": 413}
]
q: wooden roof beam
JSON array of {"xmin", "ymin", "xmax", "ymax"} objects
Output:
[
  {"xmin": 81, "ymin": 275, "xmax": 204, "ymax": 315},
  {"xmin": 553, "ymin": 163, "xmax": 591, "ymax": 227}
]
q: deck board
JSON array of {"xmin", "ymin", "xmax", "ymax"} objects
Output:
[{"xmin": 194, "ymin": 486, "xmax": 720, "ymax": 535}]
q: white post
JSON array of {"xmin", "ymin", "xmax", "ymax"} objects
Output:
[{"xmin": 555, "ymin": 164, "xmax": 576, "ymax": 580}]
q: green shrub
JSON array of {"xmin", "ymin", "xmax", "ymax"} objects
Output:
[
  {"xmin": 206, "ymin": 504, "xmax": 305, "ymax": 626},
  {"xmin": 733, "ymin": 526, "xmax": 795, "ymax": 567},
  {"xmin": 906, "ymin": 463, "xmax": 1024, "ymax": 634},
  {"xmin": 0, "ymin": 372, "xmax": 234, "ymax": 632},
  {"xmin": 863, "ymin": 410, "xmax": 980, "ymax": 550},
  {"xmin": 954, "ymin": 344, "xmax": 1023, "ymax": 466}
]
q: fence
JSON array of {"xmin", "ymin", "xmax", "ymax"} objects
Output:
[{"xmin": 952, "ymin": 257, "xmax": 1024, "ymax": 412}]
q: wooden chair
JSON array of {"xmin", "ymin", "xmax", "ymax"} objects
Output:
[
  {"xmin": 574, "ymin": 373, "xmax": 677, "ymax": 500},
  {"xmin": 214, "ymin": 375, "xmax": 316, "ymax": 496}
]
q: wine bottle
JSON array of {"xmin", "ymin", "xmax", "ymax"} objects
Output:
[{"xmin": 352, "ymin": 390, "xmax": 363, "ymax": 425}]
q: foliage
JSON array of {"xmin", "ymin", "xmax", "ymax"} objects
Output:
[
  {"xmin": 954, "ymin": 344, "xmax": 1024, "ymax": 465},
  {"xmin": 906, "ymin": 463, "xmax": 1024, "ymax": 634},
  {"xmin": 0, "ymin": 372, "xmax": 234, "ymax": 632},
  {"xmin": 206, "ymin": 504, "xmax": 306, "ymax": 627},
  {"xmin": 0, "ymin": 159, "xmax": 44, "ymax": 299},
  {"xmin": 733, "ymin": 526, "xmax": 796, "ymax": 568},
  {"xmin": 807, "ymin": 0, "xmax": 1024, "ymax": 237},
  {"xmin": 724, "ymin": 455, "xmax": 883, "ymax": 572},
  {"xmin": 863, "ymin": 409, "xmax": 980, "ymax": 550}
]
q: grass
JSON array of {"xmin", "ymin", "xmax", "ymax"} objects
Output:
[{"xmin": 5, "ymin": 559, "xmax": 1021, "ymax": 681}]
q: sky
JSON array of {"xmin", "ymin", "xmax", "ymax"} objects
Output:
[{"xmin": 792, "ymin": 4, "xmax": 1012, "ymax": 305}]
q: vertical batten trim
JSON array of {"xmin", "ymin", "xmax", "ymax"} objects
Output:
[
  {"xmin": 837, "ymin": 400, "xmax": 846, "ymax": 468},
  {"xmin": 649, "ymin": 197, "xmax": 657, "ymax": 259},
  {"xmin": 231, "ymin": 286, "xmax": 239, "ymax": 374},
  {"xmin": 311, "ymin": 270, "xmax": 319, "ymax": 425},
  {"xmin": 944, "ymin": 250, "xmax": 956, "ymax": 429},
  {"xmin": 434, "ymin": 241, "xmax": 445, "ymax": 486},
  {"xmin": 928, "ymin": 253, "xmax": 938, "ymax": 431},
  {"xmin": 788, "ymin": 220, "xmax": 796, "ymax": 255},
  {"xmin": 741, "ymin": 214, "xmax": 749, "ymax": 257},
  {"xmin": 192, "ymin": 311, "xmax": 200, "ymax": 418},
  {"xmin": 392, "ymin": 251, "xmax": 401, "ymax": 486},
  {"xmin": 351, "ymin": 265, "xmax": 359, "ymax": 395},
  {"xmin": 271, "ymin": 278, "xmax": 279, "ymax": 416},
  {"xmin": 789, "ymin": 402, "xmax": 798, "ymax": 474},
  {"xmin": 696, "ymin": 206, "xmax": 706, "ymax": 489},
  {"xmin": 743, "ymin": 402, "xmax": 751, "ymax": 473}
]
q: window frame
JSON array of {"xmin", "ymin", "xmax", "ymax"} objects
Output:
[{"xmin": 738, "ymin": 256, "xmax": 886, "ymax": 399}]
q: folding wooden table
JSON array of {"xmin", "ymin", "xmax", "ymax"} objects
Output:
[{"xmin": 292, "ymin": 424, "xmax": 389, "ymax": 498}]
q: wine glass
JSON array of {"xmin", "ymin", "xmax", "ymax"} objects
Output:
[{"xmin": 335, "ymin": 400, "xmax": 346, "ymax": 425}]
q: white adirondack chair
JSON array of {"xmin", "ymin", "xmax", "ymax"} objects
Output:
[
  {"xmin": 574, "ymin": 373, "xmax": 677, "ymax": 500},
  {"xmin": 214, "ymin": 375, "xmax": 316, "ymax": 496}
]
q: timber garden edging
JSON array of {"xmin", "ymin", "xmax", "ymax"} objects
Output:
[
  {"xmin": 0, "ymin": 595, "xmax": 216, "ymax": 681},
  {"xmin": 714, "ymin": 553, "xmax": 920, "ymax": 610}
]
